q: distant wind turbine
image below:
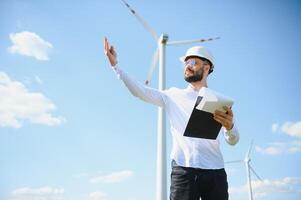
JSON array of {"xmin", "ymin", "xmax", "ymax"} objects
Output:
[
  {"xmin": 225, "ymin": 140, "xmax": 263, "ymax": 200},
  {"xmin": 121, "ymin": 1, "xmax": 220, "ymax": 200}
]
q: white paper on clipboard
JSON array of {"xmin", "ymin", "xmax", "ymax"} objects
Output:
[{"xmin": 196, "ymin": 88, "xmax": 234, "ymax": 114}]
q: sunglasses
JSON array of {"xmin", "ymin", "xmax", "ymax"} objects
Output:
[{"xmin": 184, "ymin": 58, "xmax": 197, "ymax": 67}]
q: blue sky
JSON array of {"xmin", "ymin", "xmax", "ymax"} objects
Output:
[{"xmin": 1, "ymin": 0, "xmax": 301, "ymax": 200}]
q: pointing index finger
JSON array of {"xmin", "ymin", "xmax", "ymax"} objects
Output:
[{"xmin": 104, "ymin": 37, "xmax": 108, "ymax": 53}]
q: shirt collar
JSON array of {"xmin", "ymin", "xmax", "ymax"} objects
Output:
[{"xmin": 186, "ymin": 84, "xmax": 206, "ymax": 92}]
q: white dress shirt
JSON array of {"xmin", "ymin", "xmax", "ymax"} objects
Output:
[{"xmin": 113, "ymin": 66, "xmax": 239, "ymax": 169}]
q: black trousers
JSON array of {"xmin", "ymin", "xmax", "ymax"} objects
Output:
[{"xmin": 170, "ymin": 160, "xmax": 228, "ymax": 200}]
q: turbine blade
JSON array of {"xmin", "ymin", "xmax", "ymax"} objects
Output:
[
  {"xmin": 249, "ymin": 165, "xmax": 263, "ymax": 181},
  {"xmin": 245, "ymin": 139, "xmax": 254, "ymax": 159},
  {"xmin": 145, "ymin": 48, "xmax": 159, "ymax": 85},
  {"xmin": 224, "ymin": 160, "xmax": 244, "ymax": 164},
  {"xmin": 121, "ymin": 0, "xmax": 158, "ymax": 41},
  {"xmin": 166, "ymin": 37, "xmax": 220, "ymax": 46}
]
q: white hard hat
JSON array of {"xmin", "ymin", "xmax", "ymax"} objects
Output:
[{"xmin": 180, "ymin": 46, "xmax": 215, "ymax": 73}]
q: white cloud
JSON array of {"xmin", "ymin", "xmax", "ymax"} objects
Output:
[
  {"xmin": 271, "ymin": 123, "xmax": 279, "ymax": 132},
  {"xmin": 281, "ymin": 122, "xmax": 301, "ymax": 138},
  {"xmin": 255, "ymin": 140, "xmax": 301, "ymax": 156},
  {"xmin": 11, "ymin": 186, "xmax": 64, "ymax": 200},
  {"xmin": 272, "ymin": 121, "xmax": 301, "ymax": 138},
  {"xmin": 263, "ymin": 122, "xmax": 301, "ymax": 156},
  {"xmin": 73, "ymin": 172, "xmax": 89, "ymax": 179},
  {"xmin": 8, "ymin": 31, "xmax": 53, "ymax": 60},
  {"xmin": 0, "ymin": 71, "xmax": 65, "ymax": 128},
  {"xmin": 229, "ymin": 176, "xmax": 301, "ymax": 199},
  {"xmin": 24, "ymin": 75, "xmax": 43, "ymax": 85},
  {"xmin": 90, "ymin": 170, "xmax": 133, "ymax": 184},
  {"xmin": 255, "ymin": 145, "xmax": 283, "ymax": 155},
  {"xmin": 35, "ymin": 76, "xmax": 43, "ymax": 84},
  {"xmin": 89, "ymin": 191, "xmax": 107, "ymax": 200}
]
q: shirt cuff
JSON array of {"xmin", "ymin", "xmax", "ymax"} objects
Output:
[
  {"xmin": 112, "ymin": 64, "xmax": 121, "ymax": 79},
  {"xmin": 224, "ymin": 123, "xmax": 239, "ymax": 145},
  {"xmin": 112, "ymin": 64, "xmax": 118, "ymax": 70},
  {"xmin": 224, "ymin": 123, "xmax": 236, "ymax": 135}
]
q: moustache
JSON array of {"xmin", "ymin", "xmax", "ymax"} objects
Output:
[{"xmin": 185, "ymin": 67, "xmax": 195, "ymax": 74}]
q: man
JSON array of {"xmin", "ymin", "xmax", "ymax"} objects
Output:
[{"xmin": 104, "ymin": 37, "xmax": 239, "ymax": 200}]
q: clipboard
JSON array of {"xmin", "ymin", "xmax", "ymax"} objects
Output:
[{"xmin": 183, "ymin": 88, "xmax": 234, "ymax": 140}]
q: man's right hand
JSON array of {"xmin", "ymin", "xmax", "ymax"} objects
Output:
[{"xmin": 104, "ymin": 36, "xmax": 118, "ymax": 67}]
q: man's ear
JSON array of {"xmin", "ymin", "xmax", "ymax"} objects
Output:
[{"xmin": 204, "ymin": 65, "xmax": 210, "ymax": 74}]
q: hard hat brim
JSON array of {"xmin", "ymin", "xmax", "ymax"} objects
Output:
[
  {"xmin": 179, "ymin": 55, "xmax": 213, "ymax": 64},
  {"xmin": 179, "ymin": 56, "xmax": 185, "ymax": 63}
]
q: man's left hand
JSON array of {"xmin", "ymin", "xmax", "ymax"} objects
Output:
[{"xmin": 213, "ymin": 106, "xmax": 234, "ymax": 131}]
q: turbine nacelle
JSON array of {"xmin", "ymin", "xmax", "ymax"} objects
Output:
[{"xmin": 121, "ymin": 0, "xmax": 220, "ymax": 86}]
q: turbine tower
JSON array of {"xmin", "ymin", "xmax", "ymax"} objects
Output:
[
  {"xmin": 225, "ymin": 140, "xmax": 263, "ymax": 200},
  {"xmin": 121, "ymin": 1, "xmax": 219, "ymax": 199}
]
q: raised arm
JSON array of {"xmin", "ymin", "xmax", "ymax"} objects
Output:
[{"xmin": 104, "ymin": 37, "xmax": 166, "ymax": 107}]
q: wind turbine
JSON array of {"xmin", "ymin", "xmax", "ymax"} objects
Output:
[
  {"xmin": 225, "ymin": 140, "xmax": 263, "ymax": 200},
  {"xmin": 121, "ymin": 1, "xmax": 220, "ymax": 200}
]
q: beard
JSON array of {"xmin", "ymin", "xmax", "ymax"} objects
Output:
[{"xmin": 184, "ymin": 67, "xmax": 204, "ymax": 83}]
